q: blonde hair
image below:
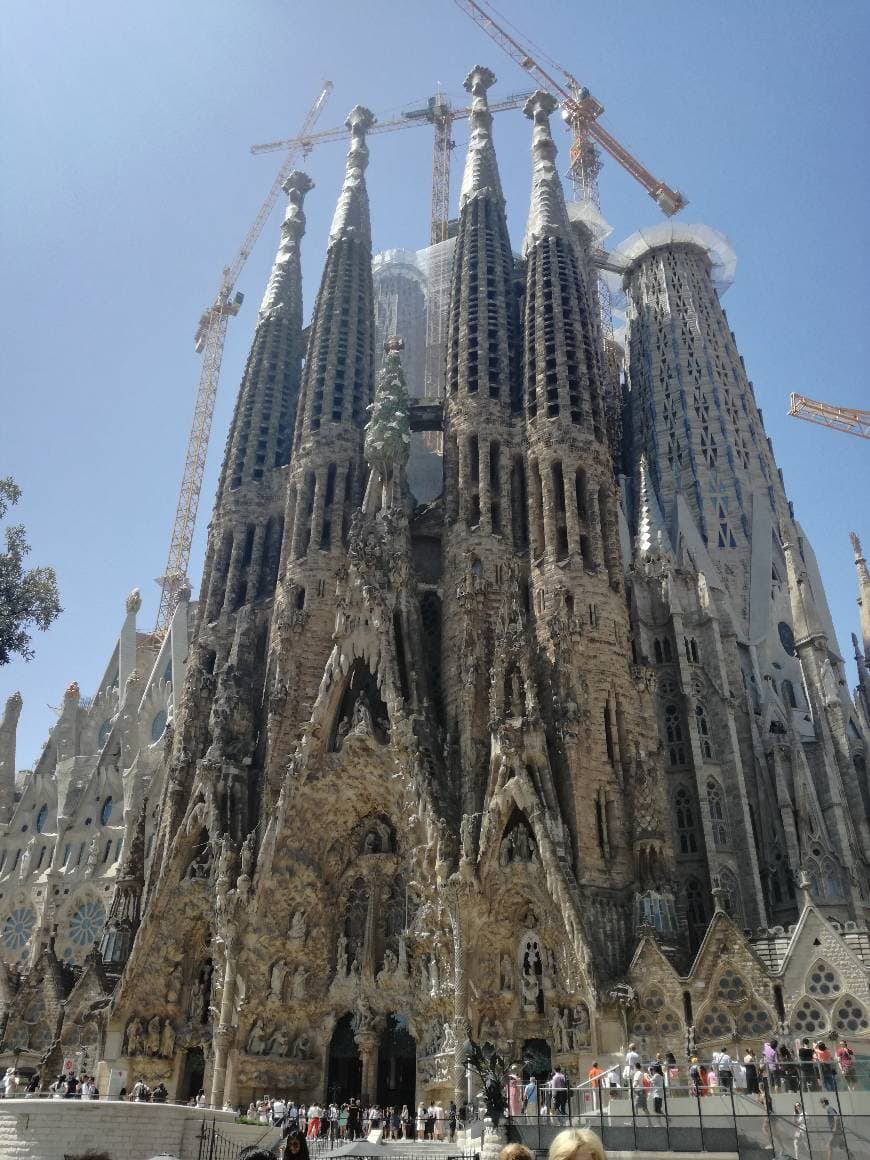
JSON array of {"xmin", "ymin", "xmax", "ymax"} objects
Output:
[
  {"xmin": 549, "ymin": 1128, "xmax": 606, "ymax": 1160},
  {"xmin": 499, "ymin": 1146, "xmax": 534, "ymax": 1160}
]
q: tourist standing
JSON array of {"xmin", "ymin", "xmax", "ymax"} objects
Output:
[
  {"xmin": 415, "ymin": 1101, "xmax": 425, "ymax": 1140},
  {"xmin": 743, "ymin": 1049, "xmax": 759, "ymax": 1094},
  {"xmin": 552, "ymin": 1066, "xmax": 568, "ymax": 1116},
  {"xmin": 650, "ymin": 1065, "xmax": 665, "ymax": 1116},
  {"xmin": 815, "ymin": 1042, "xmax": 837, "ymax": 1092},
  {"xmin": 836, "ymin": 1041, "xmax": 856, "ymax": 1090},
  {"xmin": 820, "ymin": 1098, "xmax": 847, "ymax": 1160},
  {"xmin": 798, "ymin": 1038, "xmax": 817, "ymax": 1090},
  {"xmin": 272, "ymin": 1096, "xmax": 286, "ymax": 1128},
  {"xmin": 631, "ymin": 1063, "xmax": 650, "ymax": 1117},
  {"xmin": 522, "ymin": 1076, "xmax": 537, "ymax": 1116},
  {"xmin": 716, "ymin": 1048, "xmax": 734, "ymax": 1093}
]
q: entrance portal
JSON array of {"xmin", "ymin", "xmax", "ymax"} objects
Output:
[
  {"xmin": 522, "ymin": 1038, "xmax": 552, "ymax": 1086},
  {"xmin": 376, "ymin": 1014, "xmax": 416, "ymax": 1111},
  {"xmin": 179, "ymin": 1046, "xmax": 205, "ymax": 1101},
  {"xmin": 327, "ymin": 1014, "xmax": 362, "ymax": 1103}
]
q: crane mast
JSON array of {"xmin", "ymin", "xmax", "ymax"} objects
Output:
[{"xmin": 153, "ymin": 81, "xmax": 333, "ymax": 635}]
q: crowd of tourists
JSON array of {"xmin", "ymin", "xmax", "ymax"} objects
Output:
[{"xmin": 241, "ymin": 1096, "xmax": 461, "ymax": 1141}]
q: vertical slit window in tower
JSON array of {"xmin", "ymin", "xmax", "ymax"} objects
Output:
[
  {"xmin": 320, "ymin": 463, "xmax": 337, "ymax": 550},
  {"xmin": 530, "ymin": 460, "xmax": 545, "ymax": 559},
  {"xmin": 511, "ymin": 457, "xmax": 529, "ymax": 551},
  {"xmin": 341, "ymin": 463, "xmax": 354, "ymax": 547},
  {"xmin": 598, "ymin": 486, "xmax": 612, "ymax": 571},
  {"xmin": 552, "ymin": 461, "xmax": 568, "ymax": 559},
  {"xmin": 604, "ymin": 700, "xmax": 615, "ymax": 764},
  {"xmin": 654, "ymin": 639, "xmax": 663, "ymax": 664},
  {"xmin": 446, "ymin": 434, "xmax": 459, "ymax": 524},
  {"xmin": 575, "ymin": 467, "xmax": 588, "ymax": 522},
  {"xmin": 490, "ymin": 440, "xmax": 501, "ymax": 534},
  {"xmin": 665, "ymin": 703, "xmax": 685, "ymax": 766},
  {"xmin": 468, "ymin": 435, "xmax": 480, "ymax": 528},
  {"xmin": 595, "ymin": 795, "xmax": 606, "ymax": 854},
  {"xmin": 302, "ymin": 471, "xmax": 316, "ymax": 556}
]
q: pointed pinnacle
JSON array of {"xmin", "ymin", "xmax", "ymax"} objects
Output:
[
  {"xmin": 281, "ymin": 170, "xmax": 314, "ymax": 237},
  {"xmin": 460, "ymin": 65, "xmax": 503, "ymax": 207},
  {"xmin": 523, "ymin": 89, "xmax": 570, "ymax": 253},
  {"xmin": 329, "ymin": 105, "xmax": 375, "ymax": 247}
]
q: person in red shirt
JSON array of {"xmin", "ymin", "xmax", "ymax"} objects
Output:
[{"xmin": 835, "ymin": 1041, "xmax": 856, "ymax": 1091}]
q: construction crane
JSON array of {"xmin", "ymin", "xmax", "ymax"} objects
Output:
[
  {"xmin": 252, "ymin": 88, "xmax": 532, "ymax": 400},
  {"xmin": 153, "ymin": 81, "xmax": 334, "ymax": 635},
  {"xmin": 451, "ymin": 0, "xmax": 686, "ymax": 215},
  {"xmin": 788, "ymin": 393, "xmax": 870, "ymax": 440}
]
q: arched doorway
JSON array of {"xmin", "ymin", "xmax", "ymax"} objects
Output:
[
  {"xmin": 377, "ymin": 1014, "xmax": 416, "ymax": 1111},
  {"xmin": 179, "ymin": 1046, "xmax": 205, "ymax": 1101},
  {"xmin": 522, "ymin": 1038, "xmax": 551, "ymax": 1086},
  {"xmin": 327, "ymin": 1014, "xmax": 362, "ymax": 1104}
]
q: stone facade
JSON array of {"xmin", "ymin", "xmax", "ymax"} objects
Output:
[{"xmin": 0, "ymin": 67, "xmax": 868, "ymax": 1107}]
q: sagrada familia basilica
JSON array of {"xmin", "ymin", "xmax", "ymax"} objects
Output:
[{"xmin": 1, "ymin": 69, "xmax": 869, "ymax": 1109}]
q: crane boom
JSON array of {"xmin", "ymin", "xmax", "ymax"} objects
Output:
[
  {"xmin": 452, "ymin": 0, "xmax": 686, "ymax": 215},
  {"xmin": 788, "ymin": 393, "xmax": 870, "ymax": 440},
  {"xmin": 154, "ymin": 81, "xmax": 333, "ymax": 635}
]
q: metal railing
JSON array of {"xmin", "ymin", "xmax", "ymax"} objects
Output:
[{"xmin": 506, "ymin": 1071, "xmax": 869, "ymax": 1157}]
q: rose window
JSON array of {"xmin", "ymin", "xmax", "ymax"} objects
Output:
[
  {"xmin": 659, "ymin": 1009, "xmax": 681, "ymax": 1037},
  {"xmin": 699, "ymin": 1005, "xmax": 731, "ymax": 1040},
  {"xmin": 834, "ymin": 998, "xmax": 868, "ymax": 1034},
  {"xmin": 716, "ymin": 968, "xmax": 747, "ymax": 1004},
  {"xmin": 792, "ymin": 998, "xmax": 827, "ymax": 1035},
  {"xmin": 631, "ymin": 1015, "xmax": 655, "ymax": 1037},
  {"xmin": 68, "ymin": 899, "xmax": 106, "ymax": 947},
  {"xmin": 739, "ymin": 1006, "xmax": 773, "ymax": 1036},
  {"xmin": 643, "ymin": 989, "xmax": 666, "ymax": 1013},
  {"xmin": 2, "ymin": 907, "xmax": 35, "ymax": 951},
  {"xmin": 807, "ymin": 962, "xmax": 842, "ymax": 998}
]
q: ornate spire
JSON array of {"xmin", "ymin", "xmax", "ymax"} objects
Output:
[
  {"xmin": 850, "ymin": 531, "xmax": 870, "ymax": 661},
  {"xmin": 782, "ymin": 525, "xmax": 826, "ymax": 647},
  {"xmin": 636, "ymin": 455, "xmax": 672, "ymax": 560},
  {"xmin": 460, "ymin": 66, "xmax": 503, "ymax": 207},
  {"xmin": 365, "ymin": 337, "xmax": 411, "ymax": 476},
  {"xmin": 100, "ymin": 799, "xmax": 147, "ymax": 972},
  {"xmin": 259, "ymin": 170, "xmax": 314, "ymax": 319},
  {"xmin": 329, "ymin": 105, "xmax": 375, "ymax": 248},
  {"xmin": 522, "ymin": 90, "xmax": 572, "ymax": 254}
]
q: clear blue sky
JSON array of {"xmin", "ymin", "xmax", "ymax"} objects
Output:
[{"xmin": 2, "ymin": 0, "xmax": 868, "ymax": 768}]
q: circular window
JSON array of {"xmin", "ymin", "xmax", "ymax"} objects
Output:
[
  {"xmin": 151, "ymin": 709, "xmax": 168, "ymax": 742},
  {"xmin": 699, "ymin": 1006, "xmax": 731, "ymax": 1039},
  {"xmin": 809, "ymin": 965, "xmax": 841, "ymax": 997},
  {"xmin": 100, "ymin": 797, "xmax": 113, "ymax": 826},
  {"xmin": 659, "ymin": 1009, "xmax": 681, "ymax": 1037},
  {"xmin": 97, "ymin": 719, "xmax": 112, "ymax": 748},
  {"xmin": 792, "ymin": 999, "xmax": 826, "ymax": 1034},
  {"xmin": 778, "ymin": 621, "xmax": 796, "ymax": 657},
  {"xmin": 717, "ymin": 969, "xmax": 747, "ymax": 1004},
  {"xmin": 68, "ymin": 899, "xmax": 106, "ymax": 947},
  {"xmin": 835, "ymin": 999, "xmax": 868, "ymax": 1034},
  {"xmin": 739, "ymin": 1006, "xmax": 773, "ymax": 1035},
  {"xmin": 36, "ymin": 804, "xmax": 48, "ymax": 834},
  {"xmin": 2, "ymin": 907, "xmax": 36, "ymax": 950}
]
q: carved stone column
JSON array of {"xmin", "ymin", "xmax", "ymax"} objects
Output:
[
  {"xmin": 355, "ymin": 1030, "xmax": 379, "ymax": 1102},
  {"xmin": 448, "ymin": 882, "xmax": 471, "ymax": 1111},
  {"xmin": 209, "ymin": 929, "xmax": 240, "ymax": 1108}
]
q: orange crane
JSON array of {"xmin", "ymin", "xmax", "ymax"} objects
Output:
[
  {"xmin": 153, "ymin": 81, "xmax": 334, "ymax": 635},
  {"xmin": 788, "ymin": 394, "xmax": 870, "ymax": 440},
  {"xmin": 452, "ymin": 0, "xmax": 686, "ymax": 216}
]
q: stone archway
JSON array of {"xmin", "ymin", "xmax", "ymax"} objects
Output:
[
  {"xmin": 327, "ymin": 1014, "xmax": 362, "ymax": 1104},
  {"xmin": 522, "ymin": 1037, "xmax": 551, "ymax": 1086},
  {"xmin": 377, "ymin": 1014, "xmax": 415, "ymax": 1112},
  {"xmin": 179, "ymin": 1046, "xmax": 205, "ymax": 1101}
]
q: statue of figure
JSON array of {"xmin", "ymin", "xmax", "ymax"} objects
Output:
[
  {"xmin": 351, "ymin": 694, "xmax": 373, "ymax": 735},
  {"xmin": 381, "ymin": 948, "xmax": 397, "ymax": 977},
  {"xmin": 291, "ymin": 966, "xmax": 307, "ymax": 1000},
  {"xmin": 499, "ymin": 954, "xmax": 513, "ymax": 992},
  {"xmin": 428, "ymin": 954, "xmax": 440, "ymax": 996},
  {"xmin": 513, "ymin": 824, "xmax": 532, "ymax": 861},
  {"xmin": 160, "ymin": 1019, "xmax": 176, "ymax": 1058},
  {"xmin": 460, "ymin": 813, "xmax": 475, "ymax": 863},
  {"xmin": 269, "ymin": 960, "xmax": 287, "ymax": 1001},
  {"xmin": 84, "ymin": 834, "xmax": 100, "ymax": 875},
  {"xmin": 335, "ymin": 717, "xmax": 351, "ymax": 750},
  {"xmin": 126, "ymin": 1018, "xmax": 144, "ymax": 1056},
  {"xmin": 551, "ymin": 1008, "xmax": 569, "ymax": 1053},
  {"xmin": 240, "ymin": 831, "xmax": 255, "ymax": 879},
  {"xmin": 167, "ymin": 962, "xmax": 183, "ymax": 1005},
  {"xmin": 18, "ymin": 843, "xmax": 31, "ymax": 881},
  {"xmin": 146, "ymin": 1015, "xmax": 162, "ymax": 1056},
  {"xmin": 363, "ymin": 830, "xmax": 381, "ymax": 854},
  {"xmin": 442, "ymin": 1022, "xmax": 456, "ymax": 1053},
  {"xmin": 521, "ymin": 971, "xmax": 539, "ymax": 1010},
  {"xmin": 571, "ymin": 1003, "xmax": 590, "ymax": 1049},
  {"xmin": 336, "ymin": 935, "xmax": 348, "ymax": 979},
  {"xmin": 268, "ymin": 1027, "xmax": 289, "ymax": 1056},
  {"xmin": 509, "ymin": 669, "xmax": 524, "ymax": 717},
  {"xmin": 216, "ymin": 833, "xmax": 233, "ymax": 882},
  {"xmin": 247, "ymin": 1018, "xmax": 267, "ymax": 1055},
  {"xmin": 292, "ymin": 1033, "xmax": 312, "ymax": 1059},
  {"xmin": 820, "ymin": 657, "xmax": 840, "ymax": 708},
  {"xmin": 289, "ymin": 910, "xmax": 306, "ymax": 946},
  {"xmin": 188, "ymin": 975, "xmax": 203, "ymax": 1021}
]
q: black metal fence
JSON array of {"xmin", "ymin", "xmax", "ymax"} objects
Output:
[{"xmin": 197, "ymin": 1118, "xmax": 276, "ymax": 1160}]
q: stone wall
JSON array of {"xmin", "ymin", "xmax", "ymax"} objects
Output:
[{"xmin": 0, "ymin": 1099, "xmax": 277, "ymax": 1160}]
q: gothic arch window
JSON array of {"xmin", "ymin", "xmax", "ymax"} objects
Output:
[
  {"xmin": 100, "ymin": 797, "xmax": 114, "ymax": 826},
  {"xmin": 695, "ymin": 702, "xmax": 714, "ymax": 759},
  {"xmin": 834, "ymin": 995, "xmax": 869, "ymax": 1035},
  {"xmin": 36, "ymin": 804, "xmax": 48, "ymax": 834},
  {"xmin": 151, "ymin": 710, "xmax": 168, "ymax": 742},
  {"xmin": 698, "ymin": 1004, "xmax": 733, "ymax": 1043},
  {"xmin": 673, "ymin": 785, "xmax": 699, "ymax": 854},
  {"xmin": 665, "ymin": 704, "xmax": 686, "ymax": 767},
  {"xmin": 716, "ymin": 968, "xmax": 747, "ymax": 1005},
  {"xmin": 791, "ymin": 996, "xmax": 827, "ymax": 1037},
  {"xmin": 738, "ymin": 1004, "xmax": 774, "ymax": 1037},
  {"xmin": 686, "ymin": 877, "xmax": 707, "ymax": 931},
  {"xmin": 654, "ymin": 639, "xmax": 663, "ymax": 664},
  {"xmin": 781, "ymin": 679, "xmax": 797, "ymax": 709},
  {"xmin": 717, "ymin": 867, "xmax": 741, "ymax": 922},
  {"xmin": 806, "ymin": 960, "xmax": 842, "ymax": 998},
  {"xmin": 706, "ymin": 779, "xmax": 728, "ymax": 847}
]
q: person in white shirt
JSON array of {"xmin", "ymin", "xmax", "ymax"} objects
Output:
[
  {"xmin": 272, "ymin": 1097, "xmax": 287, "ymax": 1127},
  {"xmin": 717, "ymin": 1049, "xmax": 734, "ymax": 1092}
]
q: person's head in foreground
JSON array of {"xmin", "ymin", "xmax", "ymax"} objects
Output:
[
  {"xmin": 549, "ymin": 1128, "xmax": 607, "ymax": 1160},
  {"xmin": 238, "ymin": 1149, "xmax": 276, "ymax": 1160},
  {"xmin": 499, "ymin": 1145, "xmax": 534, "ymax": 1160}
]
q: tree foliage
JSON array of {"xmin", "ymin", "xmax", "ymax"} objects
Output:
[{"xmin": 0, "ymin": 478, "xmax": 61, "ymax": 665}]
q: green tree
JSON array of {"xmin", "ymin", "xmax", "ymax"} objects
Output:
[{"xmin": 0, "ymin": 478, "xmax": 61, "ymax": 664}]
